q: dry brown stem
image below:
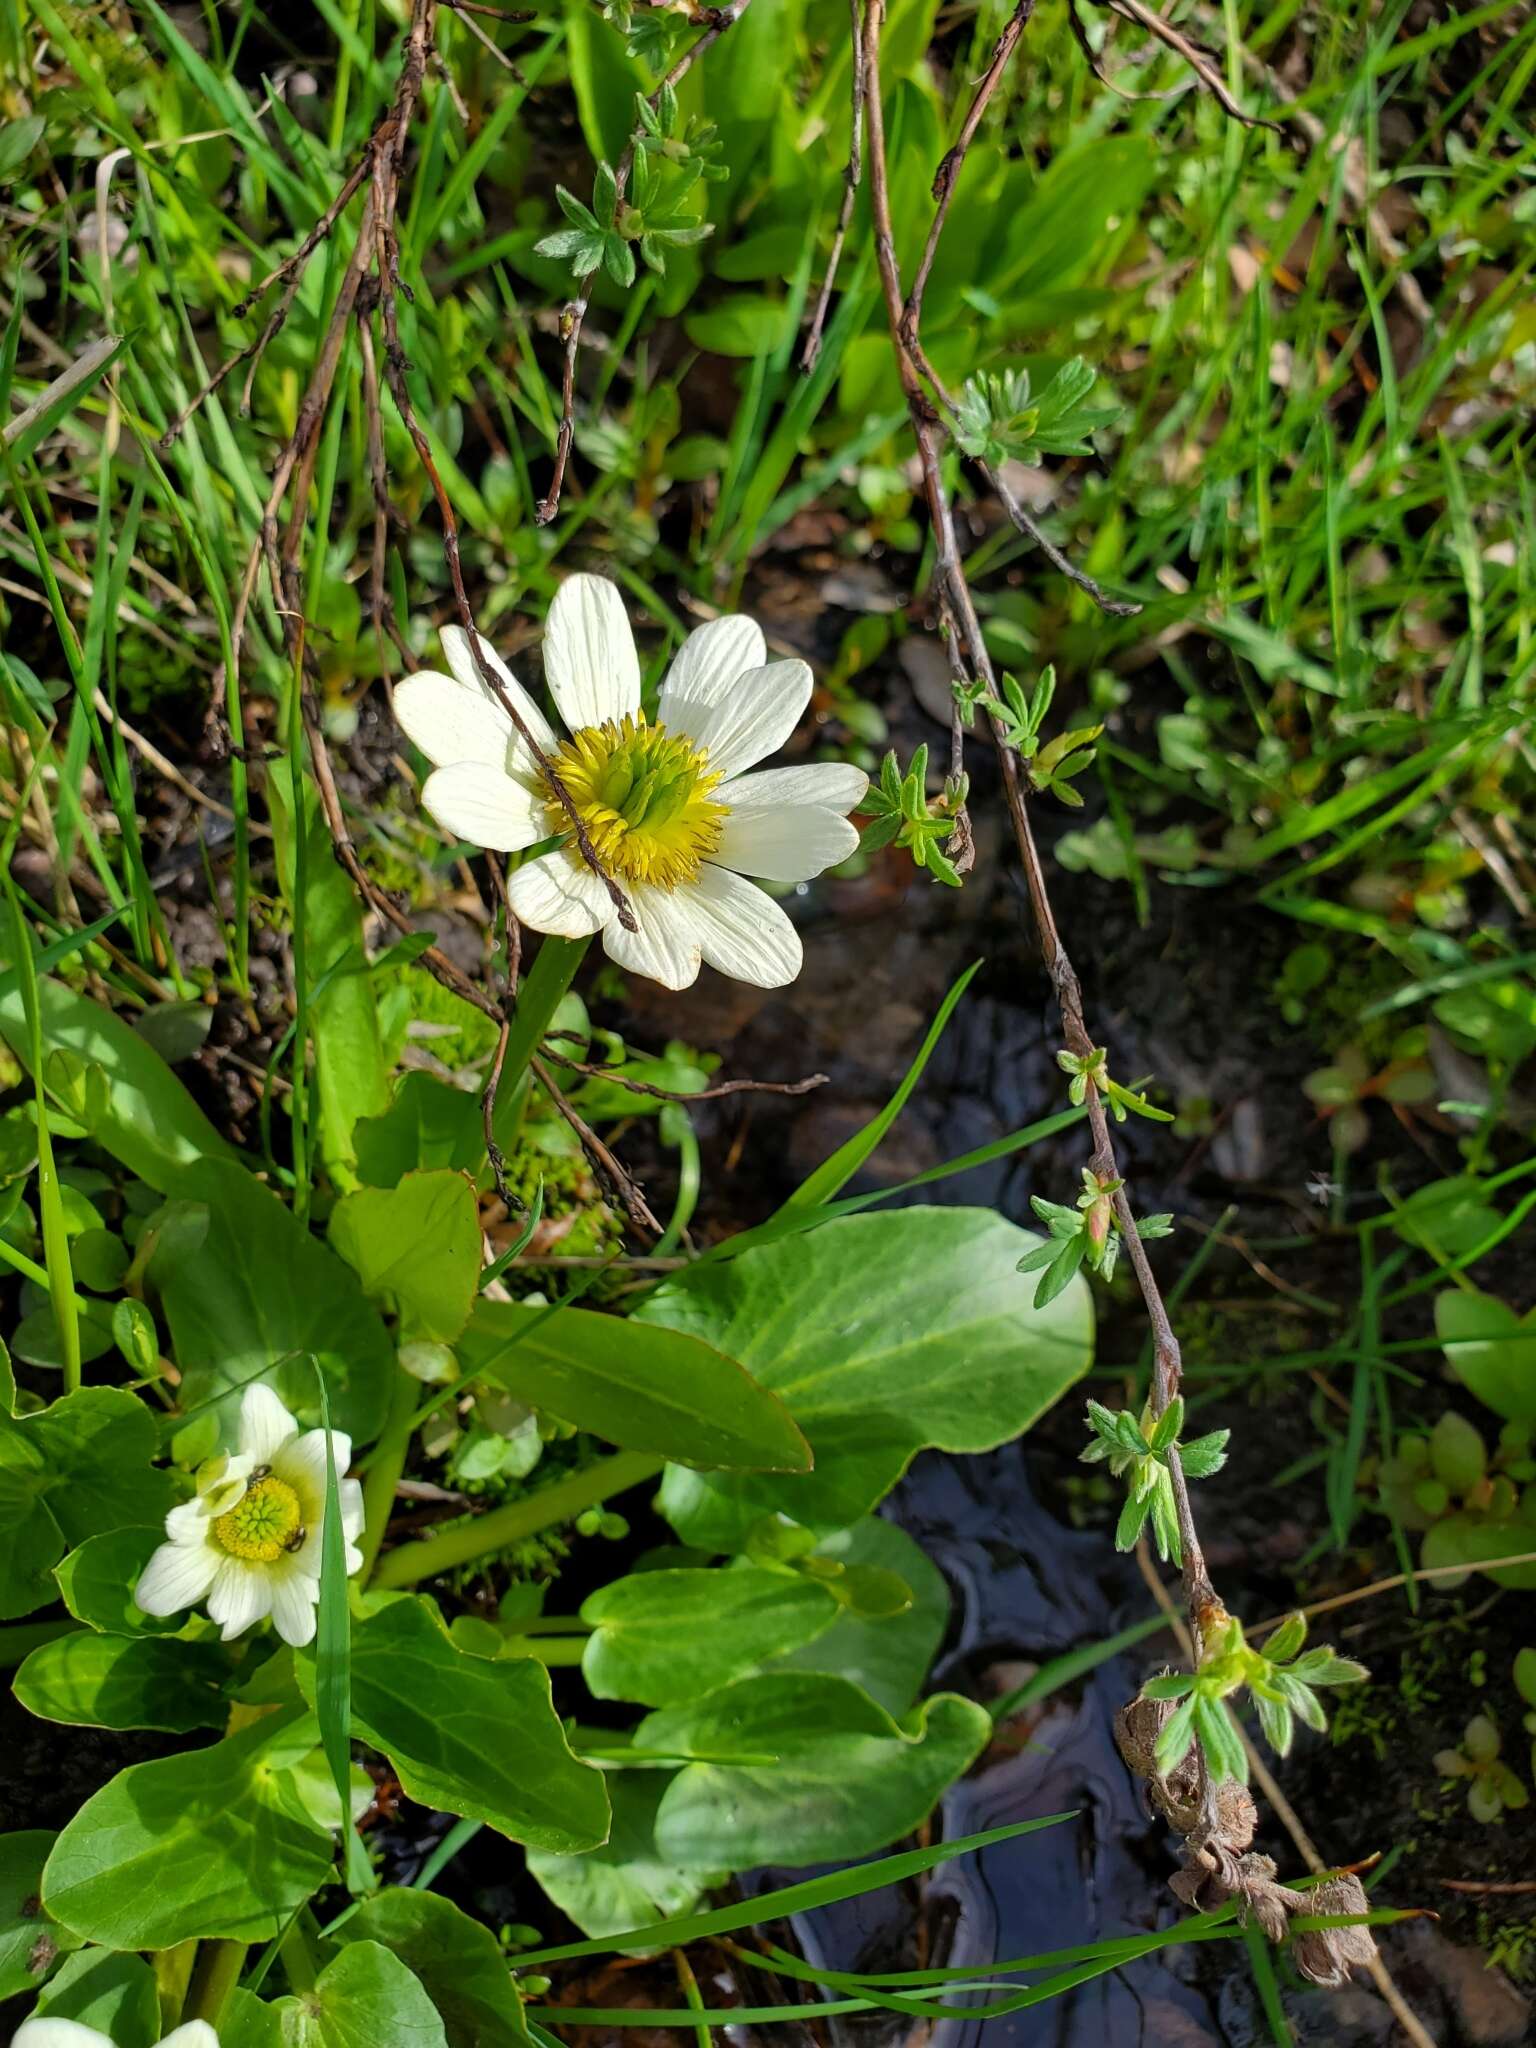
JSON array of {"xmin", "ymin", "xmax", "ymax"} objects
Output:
[{"xmin": 534, "ymin": 0, "xmax": 756, "ymax": 524}]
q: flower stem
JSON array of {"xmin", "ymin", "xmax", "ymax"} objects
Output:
[
  {"xmin": 497, "ymin": 931, "xmax": 590, "ymax": 1110},
  {"xmin": 369, "ymin": 1449, "xmax": 663, "ymax": 1589},
  {"xmin": 359, "ymin": 1366, "xmax": 424, "ymax": 1583},
  {"xmin": 183, "ymin": 1938, "xmax": 247, "ymax": 2026}
]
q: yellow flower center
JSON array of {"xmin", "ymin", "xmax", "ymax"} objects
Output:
[
  {"xmin": 541, "ymin": 715, "xmax": 725, "ymax": 891},
  {"xmin": 212, "ymin": 1475, "xmax": 305, "ymax": 1563}
]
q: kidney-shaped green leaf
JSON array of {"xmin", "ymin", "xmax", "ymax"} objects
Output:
[
  {"xmin": 459, "ymin": 1299, "xmax": 811, "ymax": 1473},
  {"xmin": 333, "ymin": 1888, "xmax": 528, "ymax": 2048},
  {"xmin": 29, "ymin": 1945, "xmax": 162, "ymax": 2048},
  {"xmin": 43, "ymin": 1711, "xmax": 334, "ymax": 1947},
  {"xmin": 0, "ymin": 1388, "xmax": 179, "ymax": 1619},
  {"xmin": 329, "ymin": 1170, "xmax": 482, "ymax": 1343},
  {"xmin": 1436, "ymin": 1289, "xmax": 1536, "ymax": 1425},
  {"xmin": 302, "ymin": 1595, "xmax": 608, "ymax": 1853},
  {"xmin": 758, "ymin": 1518, "xmax": 950, "ymax": 1717},
  {"xmin": 640, "ymin": 1672, "xmax": 991, "ymax": 1869},
  {"xmin": 0, "ymin": 973, "xmax": 239, "ymax": 1195},
  {"xmin": 0, "ymin": 1830, "xmax": 83, "ymax": 2000},
  {"xmin": 580, "ymin": 1567, "xmax": 838, "ymax": 1707},
  {"xmin": 55, "ymin": 1527, "xmax": 182, "ymax": 1636},
  {"xmin": 252, "ymin": 1940, "xmax": 449, "ymax": 2048},
  {"xmin": 14, "ymin": 1630, "xmax": 230, "ymax": 1733},
  {"xmin": 151, "ymin": 1159, "xmax": 394, "ymax": 1444},
  {"xmin": 526, "ymin": 1771, "xmax": 713, "ymax": 1948},
  {"xmin": 638, "ymin": 1207, "xmax": 1092, "ymax": 1535}
]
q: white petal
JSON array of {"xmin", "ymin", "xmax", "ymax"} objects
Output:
[
  {"xmin": 657, "ymin": 616, "xmax": 767, "ymax": 741},
  {"xmin": 442, "ymin": 623, "xmax": 557, "ymax": 756},
  {"xmin": 716, "ymin": 761, "xmax": 868, "ymax": 815},
  {"xmin": 340, "ymin": 1476, "xmax": 366, "ymax": 1544},
  {"xmin": 544, "ymin": 574, "xmax": 640, "ymax": 732},
  {"xmin": 393, "ymin": 670, "xmax": 510, "ymax": 779},
  {"xmin": 504, "ymin": 852, "xmax": 613, "ymax": 939},
  {"xmin": 275, "ymin": 1428, "xmax": 354, "ymax": 1510},
  {"xmin": 420, "ymin": 762, "xmax": 545, "ymax": 853},
  {"xmin": 343, "ymin": 1540, "xmax": 365, "ymax": 1576},
  {"xmin": 164, "ymin": 1495, "xmax": 218, "ymax": 1543},
  {"xmin": 239, "ymin": 1384, "xmax": 299, "ymax": 1465},
  {"xmin": 207, "ymin": 1559, "xmax": 272, "ymax": 1640},
  {"xmin": 715, "ymin": 805, "xmax": 860, "ymax": 883},
  {"xmin": 135, "ymin": 1535, "xmax": 220, "ymax": 1617},
  {"xmin": 667, "ymin": 660, "xmax": 812, "ymax": 781},
  {"xmin": 600, "ymin": 885, "xmax": 702, "ymax": 991},
  {"xmin": 268, "ymin": 1569, "xmax": 319, "ymax": 1648},
  {"xmin": 685, "ymin": 865, "xmax": 803, "ymax": 988},
  {"xmin": 12, "ymin": 2022, "xmax": 117, "ymax": 2048},
  {"xmin": 158, "ymin": 2026, "xmax": 221, "ymax": 2048}
]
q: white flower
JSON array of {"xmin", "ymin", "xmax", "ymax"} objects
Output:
[
  {"xmin": 395, "ymin": 575, "xmax": 868, "ymax": 991},
  {"xmin": 135, "ymin": 1385, "xmax": 364, "ymax": 1649},
  {"xmin": 14, "ymin": 2022, "xmax": 218, "ymax": 2048}
]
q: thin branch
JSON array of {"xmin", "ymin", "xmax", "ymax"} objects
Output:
[
  {"xmin": 540, "ymin": 1044, "xmax": 829, "ymax": 1103},
  {"xmin": 801, "ymin": 0, "xmax": 867, "ymax": 371},
  {"xmin": 1093, "ymin": 0, "xmax": 1281, "ymax": 131},
  {"xmin": 534, "ymin": 0, "xmax": 756, "ymax": 524},
  {"xmin": 902, "ymin": 0, "xmax": 1036, "ymax": 341}
]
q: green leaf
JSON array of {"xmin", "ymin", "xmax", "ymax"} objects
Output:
[
  {"xmin": 1033, "ymin": 1234, "xmax": 1086, "ymax": 1308},
  {"xmin": 1421, "ymin": 1513, "xmax": 1536, "ymax": 1589},
  {"xmin": 527, "ymin": 1772, "xmax": 712, "ymax": 1949},
  {"xmin": 257, "ymin": 1939, "xmax": 450, "ymax": 2047},
  {"xmin": 0, "ymin": 1387, "xmax": 178, "ymax": 1618},
  {"xmin": 0, "ymin": 115, "xmax": 45, "ymax": 182},
  {"xmin": 354, "ymin": 1074, "xmax": 485, "ymax": 1188},
  {"xmin": 756, "ymin": 1518, "xmax": 949, "ymax": 1716},
  {"xmin": 302, "ymin": 1595, "xmax": 608, "ymax": 1852},
  {"xmin": 1263, "ymin": 1612, "xmax": 1307, "ymax": 1666},
  {"xmin": 683, "ymin": 294, "xmax": 795, "ymax": 358},
  {"xmin": 580, "ymin": 1568, "xmax": 838, "ymax": 1706},
  {"xmin": 330, "ymin": 1170, "xmax": 482, "ymax": 1342},
  {"xmin": 150, "ymin": 1159, "xmax": 394, "ymax": 1444},
  {"xmin": 13, "ymin": 1630, "xmax": 230, "ymax": 1733},
  {"xmin": 639, "ymin": 1674, "xmax": 990, "ymax": 1869},
  {"xmin": 1435, "ymin": 1289, "xmax": 1536, "ymax": 1426},
  {"xmin": 267, "ymin": 761, "xmax": 390, "ymax": 1184},
  {"xmin": 0, "ymin": 972, "xmax": 238, "ymax": 1194},
  {"xmin": 42, "ymin": 1711, "xmax": 335, "ymax": 1947},
  {"xmin": 644, "ymin": 1208, "xmax": 1092, "ymax": 1539},
  {"xmin": 28, "ymin": 1944, "xmax": 161, "ymax": 2048},
  {"xmin": 1154, "ymin": 1694, "xmax": 1198, "ymax": 1774},
  {"xmin": 333, "ymin": 1890, "xmax": 527, "ymax": 2048},
  {"xmin": 55, "ymin": 1527, "xmax": 183, "ymax": 1636},
  {"xmin": 0, "ymin": 1830, "xmax": 83, "ymax": 2000},
  {"xmin": 459, "ymin": 1298, "xmax": 811, "ymax": 1473}
]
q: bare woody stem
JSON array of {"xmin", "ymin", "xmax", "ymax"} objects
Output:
[
  {"xmin": 534, "ymin": 0, "xmax": 756, "ymax": 525},
  {"xmin": 859, "ymin": 0, "xmax": 1214, "ymax": 1626}
]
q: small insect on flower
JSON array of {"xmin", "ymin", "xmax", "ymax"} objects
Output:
[
  {"xmin": 134, "ymin": 1384, "xmax": 364, "ymax": 1649},
  {"xmin": 13, "ymin": 2019, "xmax": 220, "ymax": 2048},
  {"xmin": 395, "ymin": 575, "xmax": 868, "ymax": 991}
]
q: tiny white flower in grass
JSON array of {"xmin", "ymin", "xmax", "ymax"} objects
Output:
[
  {"xmin": 395, "ymin": 575, "xmax": 868, "ymax": 991},
  {"xmin": 134, "ymin": 1385, "xmax": 364, "ymax": 1650},
  {"xmin": 14, "ymin": 2022, "xmax": 219, "ymax": 2048}
]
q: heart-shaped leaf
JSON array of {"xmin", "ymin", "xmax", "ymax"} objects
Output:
[
  {"xmin": 330, "ymin": 1170, "xmax": 482, "ymax": 1342},
  {"xmin": 459, "ymin": 1299, "xmax": 811, "ymax": 1473},
  {"xmin": 637, "ymin": 1208, "xmax": 1092, "ymax": 1538},
  {"xmin": 43, "ymin": 1711, "xmax": 334, "ymax": 1947},
  {"xmin": 580, "ymin": 1568, "xmax": 838, "ymax": 1706},
  {"xmin": 639, "ymin": 1672, "xmax": 991, "ymax": 1868},
  {"xmin": 301, "ymin": 1596, "xmax": 608, "ymax": 1853}
]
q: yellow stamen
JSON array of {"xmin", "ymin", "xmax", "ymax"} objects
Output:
[
  {"xmin": 213, "ymin": 1475, "xmax": 304, "ymax": 1563},
  {"xmin": 542, "ymin": 714, "xmax": 725, "ymax": 891}
]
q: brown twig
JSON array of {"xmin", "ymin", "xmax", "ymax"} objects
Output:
[
  {"xmin": 1091, "ymin": 0, "xmax": 1281, "ymax": 131},
  {"xmin": 801, "ymin": 0, "xmax": 867, "ymax": 371},
  {"xmin": 534, "ymin": 0, "xmax": 756, "ymax": 524},
  {"xmin": 541, "ymin": 1041, "xmax": 829, "ymax": 1103}
]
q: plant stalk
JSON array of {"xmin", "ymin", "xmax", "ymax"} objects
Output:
[
  {"xmin": 370, "ymin": 1449, "xmax": 663, "ymax": 1589},
  {"xmin": 183, "ymin": 1938, "xmax": 248, "ymax": 2027}
]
